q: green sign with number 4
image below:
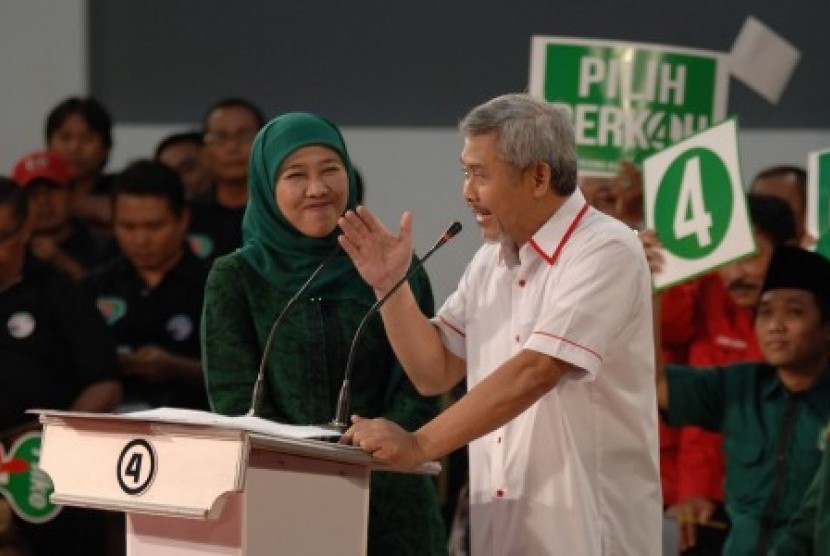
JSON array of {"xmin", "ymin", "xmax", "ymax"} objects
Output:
[{"xmin": 644, "ymin": 119, "xmax": 755, "ymax": 290}]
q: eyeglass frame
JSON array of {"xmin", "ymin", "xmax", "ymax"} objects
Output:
[{"xmin": 203, "ymin": 129, "xmax": 258, "ymax": 147}]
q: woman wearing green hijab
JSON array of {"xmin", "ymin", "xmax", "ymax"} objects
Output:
[{"xmin": 202, "ymin": 112, "xmax": 447, "ymax": 554}]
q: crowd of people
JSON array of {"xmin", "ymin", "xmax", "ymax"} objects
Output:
[
  {"xmin": 0, "ymin": 95, "xmax": 266, "ymax": 555},
  {"xmin": 0, "ymin": 92, "xmax": 828, "ymax": 555}
]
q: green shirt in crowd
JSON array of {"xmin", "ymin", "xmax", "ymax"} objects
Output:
[
  {"xmin": 770, "ymin": 424, "xmax": 830, "ymax": 556},
  {"xmin": 665, "ymin": 362, "xmax": 830, "ymax": 556},
  {"xmin": 202, "ymin": 253, "xmax": 448, "ymax": 556}
]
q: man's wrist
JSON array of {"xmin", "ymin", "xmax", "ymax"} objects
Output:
[{"xmin": 411, "ymin": 429, "xmax": 435, "ymax": 465}]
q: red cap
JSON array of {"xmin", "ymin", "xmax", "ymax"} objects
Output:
[{"xmin": 12, "ymin": 151, "xmax": 71, "ymax": 188}]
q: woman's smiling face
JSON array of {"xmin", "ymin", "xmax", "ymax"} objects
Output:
[{"xmin": 275, "ymin": 145, "xmax": 349, "ymax": 237}]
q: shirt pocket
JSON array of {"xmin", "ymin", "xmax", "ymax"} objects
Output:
[{"xmin": 723, "ymin": 436, "xmax": 768, "ymax": 506}]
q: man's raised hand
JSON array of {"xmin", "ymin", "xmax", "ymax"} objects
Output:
[{"xmin": 338, "ymin": 206, "xmax": 413, "ymax": 297}]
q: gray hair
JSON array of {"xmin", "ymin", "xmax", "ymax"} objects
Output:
[{"xmin": 459, "ymin": 93, "xmax": 577, "ymax": 195}]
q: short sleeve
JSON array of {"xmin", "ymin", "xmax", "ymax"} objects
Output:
[
  {"xmin": 524, "ymin": 233, "xmax": 650, "ymax": 377},
  {"xmin": 433, "ymin": 256, "xmax": 477, "ymax": 360},
  {"xmin": 664, "ymin": 364, "xmax": 727, "ymax": 432}
]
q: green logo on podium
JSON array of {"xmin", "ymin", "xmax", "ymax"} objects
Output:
[{"xmin": 0, "ymin": 432, "xmax": 61, "ymax": 523}]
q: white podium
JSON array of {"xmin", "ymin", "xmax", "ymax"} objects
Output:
[{"xmin": 34, "ymin": 409, "xmax": 437, "ymax": 555}]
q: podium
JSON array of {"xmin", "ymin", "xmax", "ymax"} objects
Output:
[{"xmin": 34, "ymin": 409, "xmax": 437, "ymax": 555}]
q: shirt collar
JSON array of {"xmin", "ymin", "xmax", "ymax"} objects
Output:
[
  {"xmin": 518, "ymin": 188, "xmax": 590, "ymax": 266},
  {"xmin": 117, "ymin": 247, "xmax": 194, "ymax": 288},
  {"xmin": 762, "ymin": 365, "xmax": 785, "ymax": 400},
  {"xmin": 801, "ymin": 367, "xmax": 830, "ymax": 412},
  {"xmin": 763, "ymin": 364, "xmax": 830, "ymax": 406}
]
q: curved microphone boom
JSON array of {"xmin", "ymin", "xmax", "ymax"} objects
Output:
[
  {"xmin": 247, "ymin": 245, "xmax": 342, "ymax": 417},
  {"xmin": 328, "ymin": 221, "xmax": 462, "ymax": 431}
]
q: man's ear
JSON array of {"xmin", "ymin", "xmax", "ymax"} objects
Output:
[{"xmin": 531, "ymin": 161, "xmax": 552, "ymax": 198}]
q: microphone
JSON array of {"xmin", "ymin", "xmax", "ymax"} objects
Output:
[
  {"xmin": 247, "ymin": 245, "xmax": 342, "ymax": 417},
  {"xmin": 328, "ymin": 221, "xmax": 463, "ymax": 431}
]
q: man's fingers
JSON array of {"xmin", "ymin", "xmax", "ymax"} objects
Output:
[
  {"xmin": 339, "ymin": 211, "xmax": 370, "ymax": 245},
  {"xmin": 338, "ymin": 233, "xmax": 362, "ymax": 260},
  {"xmin": 349, "ymin": 431, "xmax": 383, "ymax": 454},
  {"xmin": 685, "ymin": 522, "xmax": 698, "ymax": 549},
  {"xmin": 645, "ymin": 251, "xmax": 665, "ymax": 274},
  {"xmin": 371, "ymin": 444, "xmax": 395, "ymax": 464},
  {"xmin": 697, "ymin": 504, "xmax": 715, "ymax": 524},
  {"xmin": 679, "ymin": 521, "xmax": 695, "ymax": 551},
  {"xmin": 398, "ymin": 211, "xmax": 412, "ymax": 244},
  {"xmin": 338, "ymin": 430, "xmax": 353, "ymax": 445},
  {"xmin": 357, "ymin": 436, "xmax": 382, "ymax": 453},
  {"xmin": 341, "ymin": 416, "xmax": 372, "ymax": 447},
  {"xmin": 355, "ymin": 205, "xmax": 388, "ymax": 235}
]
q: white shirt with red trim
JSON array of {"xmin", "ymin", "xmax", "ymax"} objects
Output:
[{"xmin": 435, "ymin": 189, "xmax": 661, "ymax": 555}]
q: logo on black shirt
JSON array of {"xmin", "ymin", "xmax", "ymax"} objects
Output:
[
  {"xmin": 96, "ymin": 296, "xmax": 127, "ymax": 325},
  {"xmin": 7, "ymin": 312, "xmax": 35, "ymax": 339},
  {"xmin": 166, "ymin": 314, "xmax": 194, "ymax": 341}
]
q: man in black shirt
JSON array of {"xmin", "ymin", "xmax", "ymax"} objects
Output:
[
  {"xmin": 188, "ymin": 98, "xmax": 265, "ymax": 262},
  {"xmin": 0, "ymin": 177, "xmax": 121, "ymax": 555},
  {"xmin": 155, "ymin": 131, "xmax": 212, "ymax": 201},
  {"xmin": 83, "ymin": 161, "xmax": 209, "ymax": 410},
  {"xmin": 11, "ymin": 150, "xmax": 115, "ymax": 280}
]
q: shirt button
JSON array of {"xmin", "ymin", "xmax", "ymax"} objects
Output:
[
  {"xmin": 496, "ymin": 436, "xmax": 502, "ymax": 444},
  {"xmin": 496, "ymin": 489, "xmax": 505, "ymax": 498},
  {"xmin": 518, "ymin": 279, "xmax": 526, "ymax": 287},
  {"xmin": 515, "ymin": 335, "xmax": 520, "ymax": 342}
]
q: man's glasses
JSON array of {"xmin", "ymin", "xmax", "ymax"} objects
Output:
[{"xmin": 203, "ymin": 129, "xmax": 258, "ymax": 147}]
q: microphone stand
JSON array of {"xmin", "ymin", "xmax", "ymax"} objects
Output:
[
  {"xmin": 247, "ymin": 245, "xmax": 342, "ymax": 417},
  {"xmin": 327, "ymin": 221, "xmax": 462, "ymax": 432}
]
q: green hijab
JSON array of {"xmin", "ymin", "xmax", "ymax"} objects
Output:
[{"xmin": 239, "ymin": 112, "xmax": 373, "ymax": 302}]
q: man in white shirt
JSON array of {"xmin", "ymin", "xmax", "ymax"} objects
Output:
[{"xmin": 339, "ymin": 93, "xmax": 661, "ymax": 555}]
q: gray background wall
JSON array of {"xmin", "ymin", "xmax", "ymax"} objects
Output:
[{"xmin": 2, "ymin": 1, "xmax": 830, "ymax": 302}]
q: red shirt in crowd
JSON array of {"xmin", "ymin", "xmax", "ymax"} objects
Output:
[{"xmin": 659, "ymin": 273, "xmax": 762, "ymax": 505}]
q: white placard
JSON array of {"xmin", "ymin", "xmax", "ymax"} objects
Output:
[
  {"xmin": 644, "ymin": 119, "xmax": 755, "ymax": 290},
  {"xmin": 729, "ymin": 16, "xmax": 801, "ymax": 104}
]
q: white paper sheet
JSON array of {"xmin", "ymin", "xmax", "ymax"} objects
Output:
[{"xmin": 120, "ymin": 407, "xmax": 341, "ymax": 439}]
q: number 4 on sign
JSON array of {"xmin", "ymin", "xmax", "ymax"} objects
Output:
[{"xmin": 673, "ymin": 156, "xmax": 713, "ymax": 247}]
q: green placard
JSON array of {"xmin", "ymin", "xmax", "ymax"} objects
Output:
[
  {"xmin": 808, "ymin": 148, "xmax": 830, "ymax": 257},
  {"xmin": 643, "ymin": 119, "xmax": 755, "ymax": 291},
  {"xmin": 654, "ymin": 147, "xmax": 734, "ymax": 259},
  {"xmin": 529, "ymin": 36, "xmax": 728, "ymax": 175}
]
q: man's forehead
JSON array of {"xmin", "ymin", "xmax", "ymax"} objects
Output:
[
  {"xmin": 461, "ymin": 133, "xmax": 499, "ymax": 163},
  {"xmin": 114, "ymin": 195, "xmax": 176, "ymax": 216},
  {"xmin": 206, "ymin": 107, "xmax": 259, "ymax": 130},
  {"xmin": 760, "ymin": 288, "xmax": 815, "ymax": 303}
]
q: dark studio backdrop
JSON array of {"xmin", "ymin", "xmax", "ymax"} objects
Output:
[{"xmin": 90, "ymin": 0, "xmax": 830, "ymax": 128}]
